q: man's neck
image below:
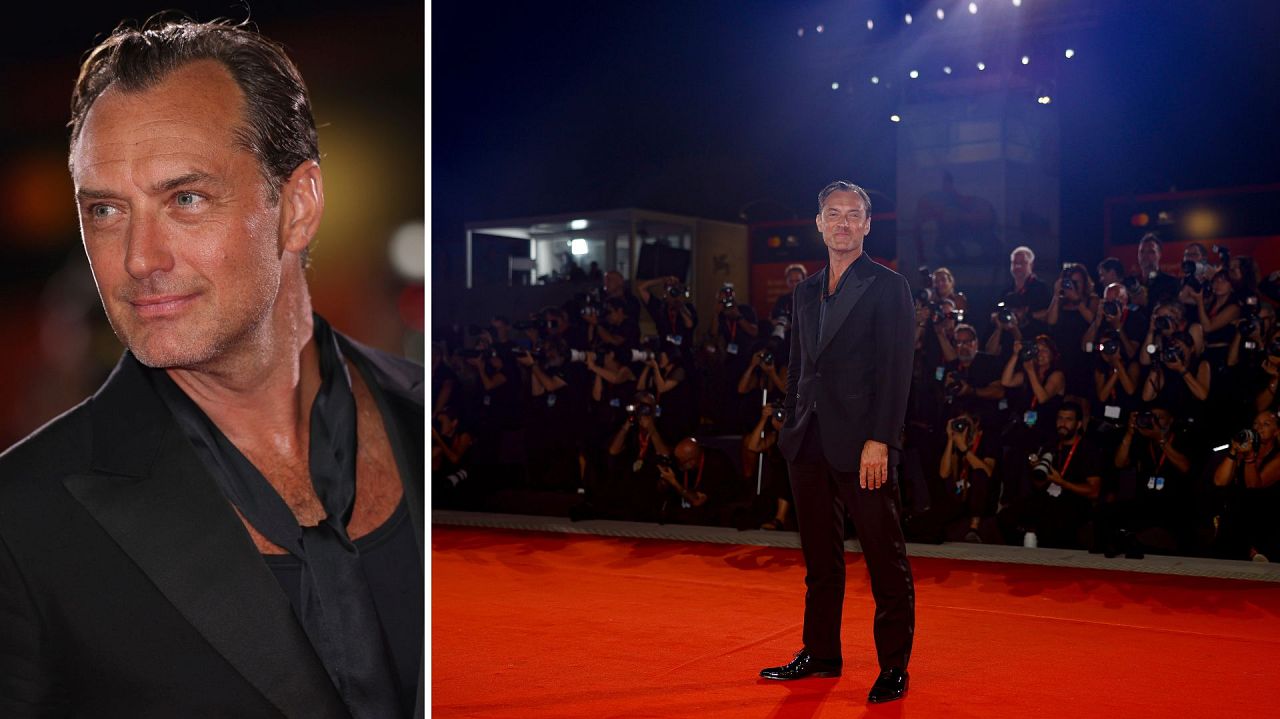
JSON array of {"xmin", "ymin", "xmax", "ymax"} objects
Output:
[
  {"xmin": 167, "ymin": 278, "xmax": 319, "ymax": 452},
  {"xmin": 828, "ymin": 249, "xmax": 862, "ymax": 292}
]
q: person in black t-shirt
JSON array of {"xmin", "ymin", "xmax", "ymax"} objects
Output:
[
  {"xmin": 1099, "ymin": 404, "xmax": 1195, "ymax": 557},
  {"xmin": 636, "ymin": 275, "xmax": 699, "ymax": 349},
  {"xmin": 985, "ymin": 292, "xmax": 1050, "ymax": 363},
  {"xmin": 1133, "ymin": 233, "xmax": 1181, "ymax": 309},
  {"xmin": 997, "ymin": 401, "xmax": 1103, "ymax": 549},
  {"xmin": 941, "ymin": 324, "xmax": 1005, "ymax": 431},
  {"xmin": 1083, "ymin": 283, "xmax": 1148, "ymax": 362},
  {"xmin": 1211, "ymin": 410, "xmax": 1280, "ymax": 561},
  {"xmin": 1002, "ymin": 246, "xmax": 1053, "ymax": 322},
  {"xmin": 905, "ymin": 405, "xmax": 999, "ymax": 544}
]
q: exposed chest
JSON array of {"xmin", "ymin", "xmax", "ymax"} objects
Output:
[{"xmin": 236, "ymin": 363, "xmax": 403, "ymax": 554}]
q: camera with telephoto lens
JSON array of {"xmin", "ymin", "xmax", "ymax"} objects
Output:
[
  {"xmin": 950, "ymin": 417, "xmax": 971, "ymax": 434},
  {"xmin": 1102, "ymin": 300, "xmax": 1122, "ymax": 318},
  {"xmin": 1160, "ymin": 343, "xmax": 1184, "ymax": 365},
  {"xmin": 1134, "ymin": 410, "xmax": 1156, "ymax": 430},
  {"xmin": 569, "ymin": 349, "xmax": 606, "ymax": 364},
  {"xmin": 1028, "ymin": 448, "xmax": 1057, "ymax": 480},
  {"xmin": 996, "ymin": 301, "xmax": 1015, "ymax": 326},
  {"xmin": 1154, "ymin": 315, "xmax": 1175, "ymax": 333},
  {"xmin": 667, "ymin": 283, "xmax": 690, "ymax": 299},
  {"xmin": 625, "ymin": 402, "xmax": 660, "ymax": 422},
  {"xmin": 1235, "ymin": 428, "xmax": 1259, "ymax": 452},
  {"xmin": 1018, "ymin": 343, "xmax": 1040, "ymax": 363},
  {"xmin": 914, "ymin": 287, "xmax": 934, "ymax": 306}
]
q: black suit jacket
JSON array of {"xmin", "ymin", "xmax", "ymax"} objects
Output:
[
  {"xmin": 0, "ymin": 333, "xmax": 424, "ymax": 718},
  {"xmin": 778, "ymin": 253, "xmax": 915, "ymax": 473}
]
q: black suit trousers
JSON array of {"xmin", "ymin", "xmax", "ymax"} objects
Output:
[{"xmin": 789, "ymin": 416, "xmax": 914, "ymax": 669}]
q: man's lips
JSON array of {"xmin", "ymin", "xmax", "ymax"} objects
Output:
[{"xmin": 128, "ymin": 293, "xmax": 197, "ymax": 317}]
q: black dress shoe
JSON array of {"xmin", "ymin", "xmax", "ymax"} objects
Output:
[
  {"xmin": 759, "ymin": 650, "xmax": 842, "ymax": 680},
  {"xmin": 867, "ymin": 667, "xmax": 909, "ymax": 703}
]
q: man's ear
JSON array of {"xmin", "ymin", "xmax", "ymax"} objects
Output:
[{"xmin": 279, "ymin": 160, "xmax": 325, "ymax": 255}]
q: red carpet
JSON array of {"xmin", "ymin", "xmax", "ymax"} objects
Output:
[{"xmin": 432, "ymin": 527, "xmax": 1280, "ymax": 718}]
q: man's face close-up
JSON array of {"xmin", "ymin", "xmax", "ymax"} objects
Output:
[
  {"xmin": 816, "ymin": 191, "xmax": 871, "ymax": 256},
  {"xmin": 72, "ymin": 60, "xmax": 286, "ymax": 370}
]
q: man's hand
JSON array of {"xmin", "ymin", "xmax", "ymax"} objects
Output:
[
  {"xmin": 657, "ymin": 464, "xmax": 678, "ymax": 487},
  {"xmin": 860, "ymin": 440, "xmax": 889, "ymax": 490},
  {"xmin": 515, "ymin": 352, "xmax": 535, "ymax": 367}
]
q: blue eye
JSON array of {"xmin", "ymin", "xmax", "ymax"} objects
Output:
[
  {"xmin": 176, "ymin": 192, "xmax": 197, "ymax": 206},
  {"xmin": 91, "ymin": 204, "xmax": 117, "ymax": 218}
]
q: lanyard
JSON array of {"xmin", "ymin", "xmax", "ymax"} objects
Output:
[
  {"xmin": 681, "ymin": 455, "xmax": 706, "ymax": 491},
  {"xmin": 1147, "ymin": 440, "xmax": 1168, "ymax": 474},
  {"xmin": 637, "ymin": 430, "xmax": 651, "ymax": 460},
  {"xmin": 957, "ymin": 431, "xmax": 983, "ymax": 484},
  {"xmin": 727, "ymin": 319, "xmax": 737, "ymax": 343},
  {"xmin": 1057, "ymin": 435, "xmax": 1082, "ymax": 477}
]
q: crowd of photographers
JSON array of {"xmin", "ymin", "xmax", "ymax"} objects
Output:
[{"xmin": 434, "ymin": 236, "xmax": 1280, "ymax": 562}]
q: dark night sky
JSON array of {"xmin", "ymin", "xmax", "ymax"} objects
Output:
[{"xmin": 432, "ymin": 0, "xmax": 1280, "ymax": 280}]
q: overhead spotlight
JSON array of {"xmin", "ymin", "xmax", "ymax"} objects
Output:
[
  {"xmin": 1065, "ymin": 48, "xmax": 1076, "ymax": 59},
  {"xmin": 890, "ymin": 114, "xmax": 901, "ymax": 123},
  {"xmin": 968, "ymin": 2, "xmax": 978, "ymax": 13},
  {"xmin": 816, "ymin": 24, "xmax": 824, "ymax": 33},
  {"xmin": 977, "ymin": 61, "xmax": 986, "ymax": 71},
  {"xmin": 797, "ymin": 27, "xmax": 805, "ymax": 37},
  {"xmin": 1012, "ymin": 0, "xmax": 1022, "ymax": 6},
  {"xmin": 570, "ymin": 239, "xmax": 589, "ymax": 256},
  {"xmin": 569, "ymin": 219, "xmax": 588, "ymax": 230},
  {"xmin": 870, "ymin": 76, "xmax": 880, "ymax": 84},
  {"xmin": 943, "ymin": 66, "xmax": 953, "ymax": 75},
  {"xmin": 1021, "ymin": 55, "xmax": 1030, "ymax": 65},
  {"xmin": 867, "ymin": 19, "xmax": 874, "ymax": 30},
  {"xmin": 909, "ymin": 70, "xmax": 919, "ymax": 79},
  {"xmin": 831, "ymin": 82, "xmax": 840, "ymax": 90},
  {"xmin": 905, "ymin": 13, "xmax": 913, "ymax": 25},
  {"xmin": 936, "ymin": 9, "xmax": 945, "ymax": 20},
  {"xmin": 1037, "ymin": 95, "xmax": 1052, "ymax": 105}
]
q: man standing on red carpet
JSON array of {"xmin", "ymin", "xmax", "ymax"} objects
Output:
[{"xmin": 759, "ymin": 181, "xmax": 916, "ymax": 704}]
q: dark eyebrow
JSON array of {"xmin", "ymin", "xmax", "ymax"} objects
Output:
[
  {"xmin": 75, "ymin": 171, "xmax": 218, "ymax": 204},
  {"xmin": 153, "ymin": 171, "xmax": 216, "ymax": 194}
]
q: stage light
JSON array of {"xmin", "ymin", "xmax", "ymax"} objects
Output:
[
  {"xmin": 1012, "ymin": 0, "xmax": 1022, "ymax": 6},
  {"xmin": 816, "ymin": 24, "xmax": 824, "ymax": 33},
  {"xmin": 569, "ymin": 218, "xmax": 588, "ymax": 230},
  {"xmin": 890, "ymin": 114, "xmax": 901, "ymax": 123},
  {"xmin": 570, "ymin": 239, "xmax": 589, "ymax": 256},
  {"xmin": 1037, "ymin": 95, "xmax": 1051, "ymax": 104},
  {"xmin": 909, "ymin": 70, "xmax": 919, "ymax": 79},
  {"xmin": 936, "ymin": 9, "xmax": 945, "ymax": 20},
  {"xmin": 871, "ymin": 75, "xmax": 880, "ymax": 84},
  {"xmin": 905, "ymin": 13, "xmax": 913, "ymax": 25},
  {"xmin": 969, "ymin": 2, "xmax": 978, "ymax": 14},
  {"xmin": 943, "ymin": 66, "xmax": 953, "ymax": 74},
  {"xmin": 1021, "ymin": 55, "xmax": 1030, "ymax": 65},
  {"xmin": 1065, "ymin": 48, "xmax": 1075, "ymax": 59},
  {"xmin": 867, "ymin": 19, "xmax": 874, "ymax": 30},
  {"xmin": 977, "ymin": 61, "xmax": 986, "ymax": 71},
  {"xmin": 831, "ymin": 82, "xmax": 840, "ymax": 90}
]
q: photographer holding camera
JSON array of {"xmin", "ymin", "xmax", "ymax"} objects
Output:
[
  {"xmin": 584, "ymin": 297, "xmax": 640, "ymax": 350},
  {"xmin": 930, "ymin": 267, "xmax": 968, "ymax": 313},
  {"xmin": 1002, "ymin": 246, "xmax": 1053, "ymax": 322},
  {"xmin": 1102, "ymin": 405, "xmax": 1195, "ymax": 557},
  {"xmin": 1227, "ymin": 299, "xmax": 1274, "ymax": 370},
  {"xmin": 997, "ymin": 401, "xmax": 1103, "ymax": 548},
  {"xmin": 985, "ymin": 292, "xmax": 1050, "ymax": 363},
  {"xmin": 599, "ymin": 392, "xmax": 673, "ymax": 521},
  {"xmin": 639, "ymin": 344, "xmax": 697, "ymax": 442},
  {"xmin": 940, "ymin": 324, "xmax": 1005, "ymax": 429},
  {"xmin": 604, "ymin": 270, "xmax": 644, "ymax": 327},
  {"xmin": 1139, "ymin": 301, "xmax": 1205, "ymax": 368},
  {"xmin": 1181, "ymin": 269, "xmax": 1240, "ymax": 371},
  {"xmin": 1249, "ymin": 332, "xmax": 1280, "ymax": 413},
  {"xmin": 744, "ymin": 402, "xmax": 794, "ymax": 530},
  {"xmin": 1048, "ymin": 263, "xmax": 1100, "ymax": 397},
  {"xmin": 656, "ymin": 437, "xmax": 740, "ymax": 526},
  {"xmin": 1083, "ymin": 283, "xmax": 1147, "ymax": 361},
  {"xmin": 1001, "ymin": 335, "xmax": 1066, "ymax": 433},
  {"xmin": 712, "ymin": 282, "xmax": 760, "ymax": 357},
  {"xmin": 515, "ymin": 338, "xmax": 586, "ymax": 492},
  {"xmin": 1211, "ymin": 410, "xmax": 1280, "ymax": 561},
  {"xmin": 1141, "ymin": 331, "xmax": 1211, "ymax": 406},
  {"xmin": 637, "ymin": 275, "xmax": 698, "ymax": 349},
  {"xmin": 1095, "ymin": 258, "xmax": 1126, "ymax": 298},
  {"xmin": 433, "ymin": 406, "xmax": 476, "ymax": 507},
  {"xmin": 905, "ymin": 405, "xmax": 997, "ymax": 544},
  {"xmin": 1092, "ymin": 329, "xmax": 1143, "ymax": 419}
]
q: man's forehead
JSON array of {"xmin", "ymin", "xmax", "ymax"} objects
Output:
[
  {"xmin": 71, "ymin": 60, "xmax": 248, "ymax": 179},
  {"xmin": 821, "ymin": 191, "xmax": 867, "ymax": 211}
]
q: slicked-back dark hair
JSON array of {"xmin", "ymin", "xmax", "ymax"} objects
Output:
[{"xmin": 68, "ymin": 16, "xmax": 319, "ymax": 206}]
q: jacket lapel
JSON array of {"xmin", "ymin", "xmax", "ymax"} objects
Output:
[
  {"xmin": 798, "ymin": 276, "xmax": 823, "ymax": 363},
  {"xmin": 815, "ymin": 263, "xmax": 877, "ymax": 358},
  {"xmin": 61, "ymin": 355, "xmax": 350, "ymax": 719}
]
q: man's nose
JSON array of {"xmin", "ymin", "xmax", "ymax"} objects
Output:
[{"xmin": 123, "ymin": 213, "xmax": 175, "ymax": 279}]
